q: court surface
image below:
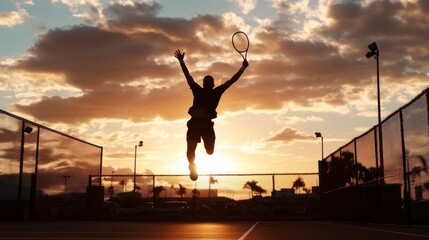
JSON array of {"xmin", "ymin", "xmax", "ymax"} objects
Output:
[{"xmin": 0, "ymin": 221, "xmax": 428, "ymax": 240}]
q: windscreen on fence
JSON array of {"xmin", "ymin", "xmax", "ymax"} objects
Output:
[
  {"xmin": 319, "ymin": 88, "xmax": 429, "ymax": 223},
  {"xmin": 355, "ymin": 128, "xmax": 378, "ymax": 185},
  {"xmin": 382, "ymin": 113, "xmax": 404, "ymax": 189},
  {"xmin": 402, "ymin": 92, "xmax": 429, "ymax": 202},
  {"xmin": 0, "ymin": 110, "xmax": 102, "ymax": 202}
]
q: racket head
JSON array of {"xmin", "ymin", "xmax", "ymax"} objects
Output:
[{"xmin": 232, "ymin": 31, "xmax": 249, "ymax": 58}]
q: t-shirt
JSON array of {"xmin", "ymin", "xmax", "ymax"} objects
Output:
[{"xmin": 188, "ymin": 82, "xmax": 226, "ymax": 119}]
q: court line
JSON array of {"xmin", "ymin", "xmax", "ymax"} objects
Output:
[
  {"xmin": 238, "ymin": 221, "xmax": 259, "ymax": 240},
  {"xmin": 319, "ymin": 221, "xmax": 429, "ymax": 238}
]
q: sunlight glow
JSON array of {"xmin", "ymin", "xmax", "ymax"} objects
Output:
[
  {"xmin": 198, "ymin": 154, "xmax": 233, "ymax": 174},
  {"xmin": 180, "ymin": 153, "xmax": 233, "ymax": 175}
]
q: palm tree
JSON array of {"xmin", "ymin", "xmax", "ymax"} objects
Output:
[
  {"xmin": 170, "ymin": 184, "xmax": 175, "ymax": 198},
  {"xmin": 151, "ymin": 186, "xmax": 165, "ymax": 198},
  {"xmin": 108, "ymin": 185, "xmax": 114, "ymax": 197},
  {"xmin": 176, "ymin": 184, "xmax": 187, "ymax": 198},
  {"xmin": 209, "ymin": 176, "xmax": 218, "ymax": 198},
  {"xmin": 119, "ymin": 179, "xmax": 127, "ymax": 192},
  {"xmin": 192, "ymin": 188, "xmax": 200, "ymax": 198},
  {"xmin": 303, "ymin": 187, "xmax": 311, "ymax": 194},
  {"xmin": 254, "ymin": 185, "xmax": 267, "ymax": 196},
  {"xmin": 292, "ymin": 176, "xmax": 306, "ymax": 194},
  {"xmin": 243, "ymin": 180, "xmax": 266, "ymax": 198}
]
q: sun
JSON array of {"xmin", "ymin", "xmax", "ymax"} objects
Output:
[
  {"xmin": 178, "ymin": 150, "xmax": 234, "ymax": 175},
  {"xmin": 178, "ymin": 150, "xmax": 232, "ymax": 175},
  {"xmin": 196, "ymin": 153, "xmax": 233, "ymax": 174}
]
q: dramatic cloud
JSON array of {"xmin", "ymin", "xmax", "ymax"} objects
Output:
[
  {"xmin": 14, "ymin": 26, "xmax": 175, "ymax": 90},
  {"xmin": 14, "ymin": 83, "xmax": 190, "ymax": 123},
  {"xmin": 7, "ymin": 0, "xmax": 429, "ymax": 126}
]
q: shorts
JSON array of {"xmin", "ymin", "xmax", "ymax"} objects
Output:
[{"xmin": 186, "ymin": 118, "xmax": 215, "ymax": 144}]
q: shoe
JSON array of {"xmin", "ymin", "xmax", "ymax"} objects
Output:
[{"xmin": 189, "ymin": 163, "xmax": 198, "ymax": 181}]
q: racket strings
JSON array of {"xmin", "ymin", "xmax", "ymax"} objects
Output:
[{"xmin": 232, "ymin": 33, "xmax": 249, "ymax": 53}]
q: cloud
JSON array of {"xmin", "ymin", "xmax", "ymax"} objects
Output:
[
  {"xmin": 13, "ymin": 25, "xmax": 175, "ymax": 90},
  {"xmin": 0, "ymin": 10, "xmax": 28, "ymax": 27},
  {"xmin": 6, "ymin": 0, "xmax": 429, "ymax": 126},
  {"xmin": 266, "ymin": 127, "xmax": 314, "ymax": 143},
  {"xmin": 229, "ymin": 0, "xmax": 257, "ymax": 14},
  {"xmin": 14, "ymin": 83, "xmax": 190, "ymax": 123}
]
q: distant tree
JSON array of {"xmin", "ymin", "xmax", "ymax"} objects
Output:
[
  {"xmin": 108, "ymin": 185, "xmax": 114, "ymax": 197},
  {"xmin": 254, "ymin": 185, "xmax": 267, "ymax": 196},
  {"xmin": 210, "ymin": 176, "xmax": 218, "ymax": 184},
  {"xmin": 243, "ymin": 180, "xmax": 266, "ymax": 198},
  {"xmin": 303, "ymin": 187, "xmax": 311, "ymax": 194},
  {"xmin": 176, "ymin": 184, "xmax": 187, "ymax": 198},
  {"xmin": 209, "ymin": 176, "xmax": 218, "ymax": 197},
  {"xmin": 170, "ymin": 184, "xmax": 175, "ymax": 198},
  {"xmin": 292, "ymin": 176, "xmax": 306, "ymax": 194},
  {"xmin": 406, "ymin": 153, "xmax": 429, "ymax": 192},
  {"xmin": 119, "ymin": 179, "xmax": 127, "ymax": 192},
  {"xmin": 151, "ymin": 186, "xmax": 165, "ymax": 198},
  {"xmin": 192, "ymin": 188, "xmax": 200, "ymax": 198}
]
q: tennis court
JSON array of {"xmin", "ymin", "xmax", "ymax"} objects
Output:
[{"xmin": 0, "ymin": 221, "xmax": 427, "ymax": 240}]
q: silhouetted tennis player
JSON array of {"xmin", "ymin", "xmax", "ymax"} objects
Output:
[{"xmin": 174, "ymin": 49, "xmax": 249, "ymax": 181}]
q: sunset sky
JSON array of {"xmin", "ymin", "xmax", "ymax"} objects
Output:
[{"xmin": 1, "ymin": 0, "xmax": 428, "ymax": 191}]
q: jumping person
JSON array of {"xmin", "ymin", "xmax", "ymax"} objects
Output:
[{"xmin": 174, "ymin": 49, "xmax": 249, "ymax": 181}]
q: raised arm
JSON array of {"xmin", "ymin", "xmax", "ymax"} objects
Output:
[
  {"xmin": 174, "ymin": 49, "xmax": 195, "ymax": 86},
  {"xmin": 222, "ymin": 59, "xmax": 249, "ymax": 90}
]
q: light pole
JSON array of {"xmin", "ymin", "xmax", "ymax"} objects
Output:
[
  {"xmin": 365, "ymin": 42, "xmax": 384, "ymax": 181},
  {"xmin": 134, "ymin": 141, "xmax": 143, "ymax": 205},
  {"xmin": 111, "ymin": 171, "xmax": 115, "ymax": 187},
  {"xmin": 62, "ymin": 175, "xmax": 70, "ymax": 192},
  {"xmin": 134, "ymin": 141, "xmax": 143, "ymax": 192},
  {"xmin": 315, "ymin": 132, "xmax": 324, "ymax": 160}
]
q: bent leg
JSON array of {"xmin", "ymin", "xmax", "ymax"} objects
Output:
[
  {"xmin": 204, "ymin": 140, "xmax": 215, "ymax": 155},
  {"xmin": 187, "ymin": 140, "xmax": 198, "ymax": 164},
  {"xmin": 203, "ymin": 123, "xmax": 216, "ymax": 155}
]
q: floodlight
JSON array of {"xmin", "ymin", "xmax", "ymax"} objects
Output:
[
  {"xmin": 366, "ymin": 51, "xmax": 377, "ymax": 59},
  {"xmin": 368, "ymin": 42, "xmax": 378, "ymax": 52},
  {"xmin": 24, "ymin": 126, "xmax": 33, "ymax": 134}
]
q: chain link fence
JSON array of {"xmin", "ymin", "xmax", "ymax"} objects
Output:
[
  {"xmin": 319, "ymin": 88, "xmax": 429, "ymax": 224},
  {"xmin": 0, "ymin": 109, "xmax": 102, "ymax": 220},
  {"xmin": 90, "ymin": 172, "xmax": 319, "ymax": 220}
]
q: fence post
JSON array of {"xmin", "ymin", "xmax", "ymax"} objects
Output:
[
  {"xmin": 88, "ymin": 175, "xmax": 92, "ymax": 187},
  {"xmin": 272, "ymin": 175, "xmax": 275, "ymax": 197},
  {"xmin": 318, "ymin": 160, "xmax": 326, "ymax": 220},
  {"xmin": 373, "ymin": 126, "xmax": 381, "ymax": 182},
  {"xmin": 399, "ymin": 109, "xmax": 411, "ymax": 224},
  {"xmin": 99, "ymin": 147, "xmax": 103, "ymax": 186},
  {"xmin": 152, "ymin": 175, "xmax": 156, "ymax": 203},
  {"xmin": 18, "ymin": 121, "xmax": 25, "ymax": 202}
]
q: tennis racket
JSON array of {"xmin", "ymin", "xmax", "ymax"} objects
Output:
[{"xmin": 232, "ymin": 31, "xmax": 249, "ymax": 60}]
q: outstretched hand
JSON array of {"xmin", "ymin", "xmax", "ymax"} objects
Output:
[
  {"xmin": 174, "ymin": 49, "xmax": 185, "ymax": 61},
  {"xmin": 242, "ymin": 59, "xmax": 249, "ymax": 68}
]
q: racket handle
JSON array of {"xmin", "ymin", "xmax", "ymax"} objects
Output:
[{"xmin": 239, "ymin": 65, "xmax": 247, "ymax": 72}]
